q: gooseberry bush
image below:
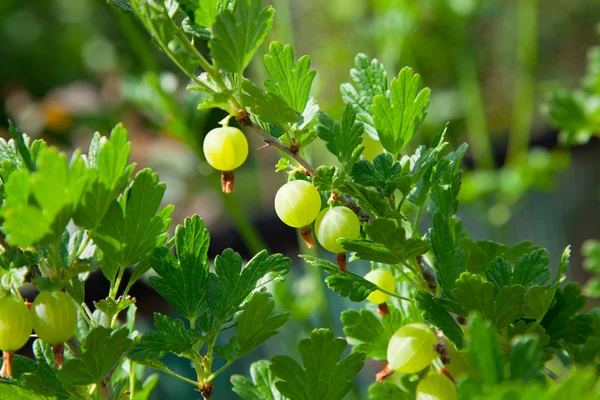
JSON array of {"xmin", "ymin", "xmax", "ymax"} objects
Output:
[{"xmin": 0, "ymin": 1, "xmax": 598, "ymax": 400}]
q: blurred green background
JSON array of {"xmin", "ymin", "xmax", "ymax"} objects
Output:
[{"xmin": 1, "ymin": 0, "xmax": 599, "ymax": 398}]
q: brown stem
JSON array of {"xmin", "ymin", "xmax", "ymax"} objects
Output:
[
  {"xmin": 221, "ymin": 171, "xmax": 234, "ymax": 193},
  {"xmin": 198, "ymin": 382, "xmax": 213, "ymax": 400},
  {"xmin": 375, "ymin": 363, "xmax": 393, "ymax": 383},
  {"xmin": 417, "ymin": 255, "xmax": 437, "ymax": 293},
  {"xmin": 237, "ymin": 114, "xmax": 371, "ymax": 221},
  {"xmin": 336, "ymin": 253, "xmax": 347, "ymax": 272},
  {"xmin": 377, "ymin": 303, "xmax": 390, "ymax": 317},
  {"xmin": 1, "ymin": 352, "xmax": 13, "ymax": 378},
  {"xmin": 299, "ymin": 227, "xmax": 315, "ymax": 248},
  {"xmin": 378, "ymin": 303, "xmax": 389, "ymax": 317},
  {"xmin": 434, "ymin": 329, "xmax": 451, "ymax": 365},
  {"xmin": 53, "ymin": 343, "xmax": 65, "ymax": 368},
  {"xmin": 439, "ymin": 367, "xmax": 456, "ymax": 383}
]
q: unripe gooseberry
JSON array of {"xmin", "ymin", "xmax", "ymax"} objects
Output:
[
  {"xmin": 274, "ymin": 180, "xmax": 321, "ymax": 228},
  {"xmin": 0, "ymin": 296, "xmax": 32, "ymax": 352},
  {"xmin": 314, "ymin": 206, "xmax": 360, "ymax": 254},
  {"xmin": 32, "ymin": 291, "xmax": 77, "ymax": 346},
  {"xmin": 416, "ymin": 374, "xmax": 457, "ymax": 400},
  {"xmin": 364, "ymin": 269, "xmax": 395, "ymax": 304},
  {"xmin": 387, "ymin": 323, "xmax": 437, "ymax": 373},
  {"xmin": 203, "ymin": 126, "xmax": 249, "ymax": 193}
]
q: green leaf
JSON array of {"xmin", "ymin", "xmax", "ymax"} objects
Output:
[
  {"xmin": 210, "ymin": 0, "xmax": 274, "ymax": 73},
  {"xmin": 341, "ymin": 307, "xmax": 403, "ymax": 360},
  {"xmin": 315, "ymin": 105, "xmax": 364, "ymax": 165},
  {"xmin": 204, "ymin": 249, "xmax": 290, "ymax": 328},
  {"xmin": 0, "ymin": 385, "xmax": 49, "ymax": 400},
  {"xmin": 301, "ymin": 255, "xmax": 377, "ymax": 301},
  {"xmin": 486, "ymin": 257, "xmax": 512, "ymax": 293},
  {"xmin": 339, "ymin": 182, "xmax": 388, "ymax": 217},
  {"xmin": 582, "ymin": 241, "xmax": 600, "ymax": 296},
  {"xmin": 368, "ymin": 382, "xmax": 414, "ymax": 400},
  {"xmin": 58, "ymin": 327, "xmax": 133, "ymax": 386},
  {"xmin": 149, "ymin": 215, "xmax": 210, "ymax": 321},
  {"xmin": 452, "ymin": 273, "xmax": 526, "ymax": 329},
  {"xmin": 13, "ymin": 340, "xmax": 70, "ymax": 399},
  {"xmin": 459, "ymin": 238, "xmax": 488, "ymax": 274},
  {"xmin": 467, "ymin": 313, "xmax": 504, "ymax": 385},
  {"xmin": 94, "ymin": 295, "xmax": 135, "ymax": 320},
  {"xmin": 521, "ymin": 285, "xmax": 556, "ymax": 320},
  {"xmin": 178, "ymin": 0, "xmax": 235, "ymax": 30},
  {"xmin": 2, "ymin": 147, "xmax": 89, "ymax": 246},
  {"xmin": 91, "ymin": 168, "xmax": 173, "ymax": 267},
  {"xmin": 271, "ymin": 329, "xmax": 365, "ymax": 400},
  {"xmin": 555, "ymin": 245, "xmax": 571, "ymax": 287},
  {"xmin": 430, "ymin": 212, "xmax": 465, "ymax": 295},
  {"xmin": 416, "ymin": 291, "xmax": 464, "ymax": 348},
  {"xmin": 312, "ymin": 166, "xmax": 343, "ymax": 192},
  {"xmin": 452, "ymin": 273, "xmax": 495, "ymax": 319},
  {"xmin": 231, "ymin": 360, "xmax": 284, "ymax": 400},
  {"xmin": 340, "ymin": 54, "xmax": 387, "ymax": 139},
  {"xmin": 493, "ymin": 285, "xmax": 527, "ymax": 330},
  {"xmin": 349, "ymin": 153, "xmax": 401, "ymax": 196},
  {"xmin": 541, "ymin": 283, "xmax": 596, "ymax": 347},
  {"xmin": 243, "ymin": 80, "xmax": 298, "ymax": 125},
  {"xmin": 341, "ymin": 218, "xmax": 429, "ymax": 265},
  {"xmin": 512, "ymin": 249, "xmax": 550, "ymax": 288},
  {"xmin": 509, "ymin": 335, "xmax": 544, "ymax": 382},
  {"xmin": 127, "ymin": 313, "xmax": 202, "ymax": 361},
  {"xmin": 7, "ymin": 120, "xmax": 35, "ymax": 171},
  {"xmin": 264, "ymin": 42, "xmax": 316, "ymax": 113},
  {"xmin": 217, "ymin": 292, "xmax": 289, "ymax": 360},
  {"xmin": 543, "ymin": 87, "xmax": 598, "ymax": 145},
  {"xmin": 372, "ymin": 67, "xmax": 430, "ymax": 155}
]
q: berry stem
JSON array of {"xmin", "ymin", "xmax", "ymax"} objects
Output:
[
  {"xmin": 53, "ymin": 343, "xmax": 65, "ymax": 368},
  {"xmin": 378, "ymin": 303, "xmax": 389, "ymax": 317},
  {"xmin": 237, "ymin": 114, "xmax": 371, "ymax": 221},
  {"xmin": 1, "ymin": 352, "xmax": 13, "ymax": 378},
  {"xmin": 299, "ymin": 227, "xmax": 315, "ymax": 248},
  {"xmin": 221, "ymin": 171, "xmax": 235, "ymax": 193},
  {"xmin": 375, "ymin": 363, "xmax": 393, "ymax": 383},
  {"xmin": 336, "ymin": 253, "xmax": 347, "ymax": 272}
]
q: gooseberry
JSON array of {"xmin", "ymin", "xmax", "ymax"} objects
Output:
[
  {"xmin": 274, "ymin": 180, "xmax": 321, "ymax": 228},
  {"xmin": 0, "ymin": 296, "xmax": 32, "ymax": 352},
  {"xmin": 203, "ymin": 125, "xmax": 249, "ymax": 193},
  {"xmin": 387, "ymin": 323, "xmax": 437, "ymax": 373},
  {"xmin": 32, "ymin": 291, "xmax": 77, "ymax": 346},
  {"xmin": 416, "ymin": 373, "xmax": 457, "ymax": 400},
  {"xmin": 314, "ymin": 206, "xmax": 360, "ymax": 254},
  {"xmin": 364, "ymin": 268, "xmax": 395, "ymax": 304}
]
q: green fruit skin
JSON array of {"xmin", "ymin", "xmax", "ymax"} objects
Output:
[
  {"xmin": 387, "ymin": 323, "xmax": 437, "ymax": 373},
  {"xmin": 0, "ymin": 296, "xmax": 32, "ymax": 352},
  {"xmin": 32, "ymin": 291, "xmax": 77, "ymax": 345},
  {"xmin": 364, "ymin": 268, "xmax": 395, "ymax": 304},
  {"xmin": 274, "ymin": 180, "xmax": 322, "ymax": 228},
  {"xmin": 416, "ymin": 373, "xmax": 457, "ymax": 400},
  {"xmin": 202, "ymin": 126, "xmax": 249, "ymax": 171},
  {"xmin": 314, "ymin": 206, "xmax": 360, "ymax": 254}
]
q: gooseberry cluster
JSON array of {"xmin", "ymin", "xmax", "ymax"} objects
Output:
[
  {"xmin": 0, "ymin": 290, "xmax": 77, "ymax": 376},
  {"xmin": 274, "ymin": 179, "xmax": 361, "ymax": 270}
]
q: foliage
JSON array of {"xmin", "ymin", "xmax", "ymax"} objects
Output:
[{"xmin": 0, "ymin": 1, "xmax": 597, "ymax": 400}]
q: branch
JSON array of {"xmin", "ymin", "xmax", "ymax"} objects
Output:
[{"xmin": 238, "ymin": 115, "xmax": 371, "ymax": 221}]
